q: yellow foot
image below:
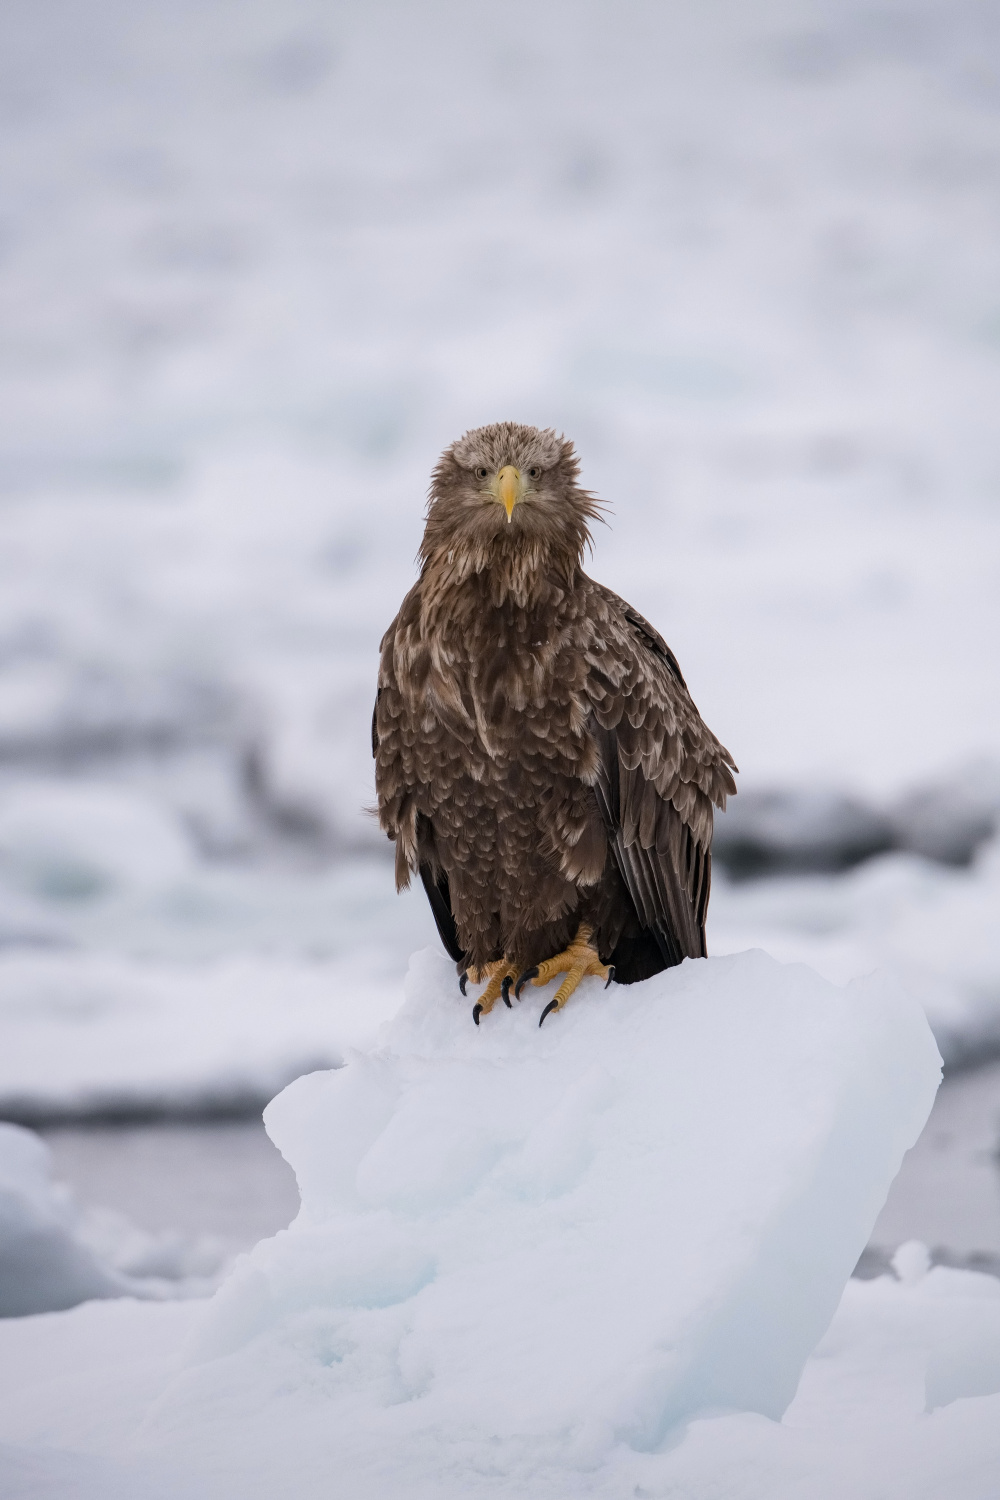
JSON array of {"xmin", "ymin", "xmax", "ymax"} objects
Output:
[
  {"xmin": 513, "ymin": 925, "xmax": 614, "ymax": 1026},
  {"xmin": 460, "ymin": 958, "xmax": 520, "ymax": 1025}
]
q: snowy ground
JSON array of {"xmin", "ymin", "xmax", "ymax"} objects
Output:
[
  {"xmin": 1, "ymin": 953, "xmax": 999, "ymax": 1499},
  {"xmin": 5, "ymin": 1263, "xmax": 1000, "ymax": 1500},
  {"xmin": 2, "ymin": 0, "xmax": 1000, "ymax": 1493},
  {"xmin": 11, "ymin": 949, "xmax": 994, "ymax": 1500}
]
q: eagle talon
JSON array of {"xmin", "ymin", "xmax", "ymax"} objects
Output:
[
  {"xmin": 467, "ymin": 958, "xmax": 519, "ymax": 1024},
  {"xmin": 459, "ymin": 971, "xmax": 468, "ymax": 996},
  {"xmin": 526, "ymin": 924, "xmax": 613, "ymax": 1021},
  {"xmin": 514, "ymin": 967, "xmax": 538, "ymax": 999}
]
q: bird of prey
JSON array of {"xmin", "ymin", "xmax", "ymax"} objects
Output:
[{"xmin": 373, "ymin": 422, "xmax": 737, "ymax": 1025}]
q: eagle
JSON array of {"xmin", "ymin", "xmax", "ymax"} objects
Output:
[{"xmin": 373, "ymin": 422, "xmax": 737, "ymax": 1025}]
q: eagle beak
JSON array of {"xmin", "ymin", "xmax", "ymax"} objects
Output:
[{"xmin": 497, "ymin": 466, "xmax": 521, "ymax": 523}]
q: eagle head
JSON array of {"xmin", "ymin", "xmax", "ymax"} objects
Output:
[{"xmin": 420, "ymin": 422, "xmax": 603, "ymax": 583}]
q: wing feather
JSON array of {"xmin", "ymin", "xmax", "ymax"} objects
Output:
[{"xmin": 585, "ymin": 581, "xmax": 737, "ymax": 965}]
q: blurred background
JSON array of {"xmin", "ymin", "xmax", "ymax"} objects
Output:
[{"xmin": 1, "ymin": 0, "xmax": 999, "ymax": 1310}]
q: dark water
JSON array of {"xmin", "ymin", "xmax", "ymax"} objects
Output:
[
  {"xmin": 869, "ymin": 1058, "xmax": 1000, "ymax": 1268},
  {"xmin": 42, "ymin": 1119, "xmax": 300, "ymax": 1254}
]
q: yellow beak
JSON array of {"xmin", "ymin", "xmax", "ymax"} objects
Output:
[{"xmin": 497, "ymin": 466, "xmax": 521, "ymax": 522}]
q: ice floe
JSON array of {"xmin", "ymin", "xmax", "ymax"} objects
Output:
[
  {"xmin": 3, "ymin": 949, "xmax": 996, "ymax": 1499},
  {"xmin": 187, "ymin": 948, "xmax": 939, "ymax": 1447}
]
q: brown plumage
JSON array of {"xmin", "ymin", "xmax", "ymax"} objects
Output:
[{"xmin": 373, "ymin": 421, "xmax": 737, "ymax": 1011}]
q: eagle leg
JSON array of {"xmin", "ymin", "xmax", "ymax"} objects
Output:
[
  {"xmin": 515, "ymin": 925, "xmax": 614, "ymax": 1026},
  {"xmin": 465, "ymin": 958, "xmax": 520, "ymax": 1025}
]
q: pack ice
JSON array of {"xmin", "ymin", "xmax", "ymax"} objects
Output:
[{"xmin": 167, "ymin": 946, "xmax": 940, "ymax": 1484}]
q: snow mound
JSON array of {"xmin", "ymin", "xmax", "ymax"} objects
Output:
[
  {"xmin": 172, "ymin": 947, "xmax": 939, "ymax": 1478},
  {"xmin": 0, "ymin": 1123, "xmax": 226, "ymax": 1316},
  {"xmin": 4, "ymin": 1257, "xmax": 1000, "ymax": 1499}
]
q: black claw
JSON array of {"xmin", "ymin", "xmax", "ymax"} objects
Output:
[
  {"xmin": 459, "ymin": 971, "xmax": 468, "ymax": 996},
  {"xmin": 539, "ymin": 999, "xmax": 559, "ymax": 1027},
  {"xmin": 472, "ymin": 1003, "xmax": 482, "ymax": 1026},
  {"xmin": 501, "ymin": 975, "xmax": 512, "ymax": 1007},
  {"xmin": 515, "ymin": 966, "xmax": 538, "ymax": 999},
  {"xmin": 605, "ymin": 965, "xmax": 615, "ymax": 990}
]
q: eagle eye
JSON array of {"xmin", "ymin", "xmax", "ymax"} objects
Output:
[
  {"xmin": 527, "ymin": 466, "xmax": 542, "ymax": 480},
  {"xmin": 475, "ymin": 466, "xmax": 489, "ymax": 480}
]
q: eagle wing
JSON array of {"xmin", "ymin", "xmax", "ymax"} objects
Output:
[
  {"xmin": 373, "ymin": 620, "xmax": 467, "ymax": 964},
  {"xmin": 583, "ymin": 582, "xmax": 737, "ymax": 965},
  {"xmin": 373, "ymin": 580, "xmax": 737, "ymax": 974}
]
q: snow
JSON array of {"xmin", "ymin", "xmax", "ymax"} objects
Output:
[
  {"xmin": 0, "ymin": 781, "xmax": 194, "ymax": 899},
  {"xmin": 0, "ymin": 0, "xmax": 999, "ymax": 856},
  {"xmin": 0, "ymin": 1299, "xmax": 209, "ymax": 1500},
  {"xmin": 0, "ymin": 948, "xmax": 402, "ymax": 1124},
  {"xmin": 193, "ymin": 948, "xmax": 939, "ymax": 1443},
  {"xmin": 1, "ymin": 947, "xmax": 993, "ymax": 1500},
  {"xmin": 0, "ymin": 779, "xmax": 433, "ymax": 1120},
  {"xmin": 5, "ymin": 1267, "xmax": 1000, "ymax": 1499}
]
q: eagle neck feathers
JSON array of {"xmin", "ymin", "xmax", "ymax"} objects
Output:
[{"xmin": 419, "ymin": 534, "xmax": 579, "ymax": 628}]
